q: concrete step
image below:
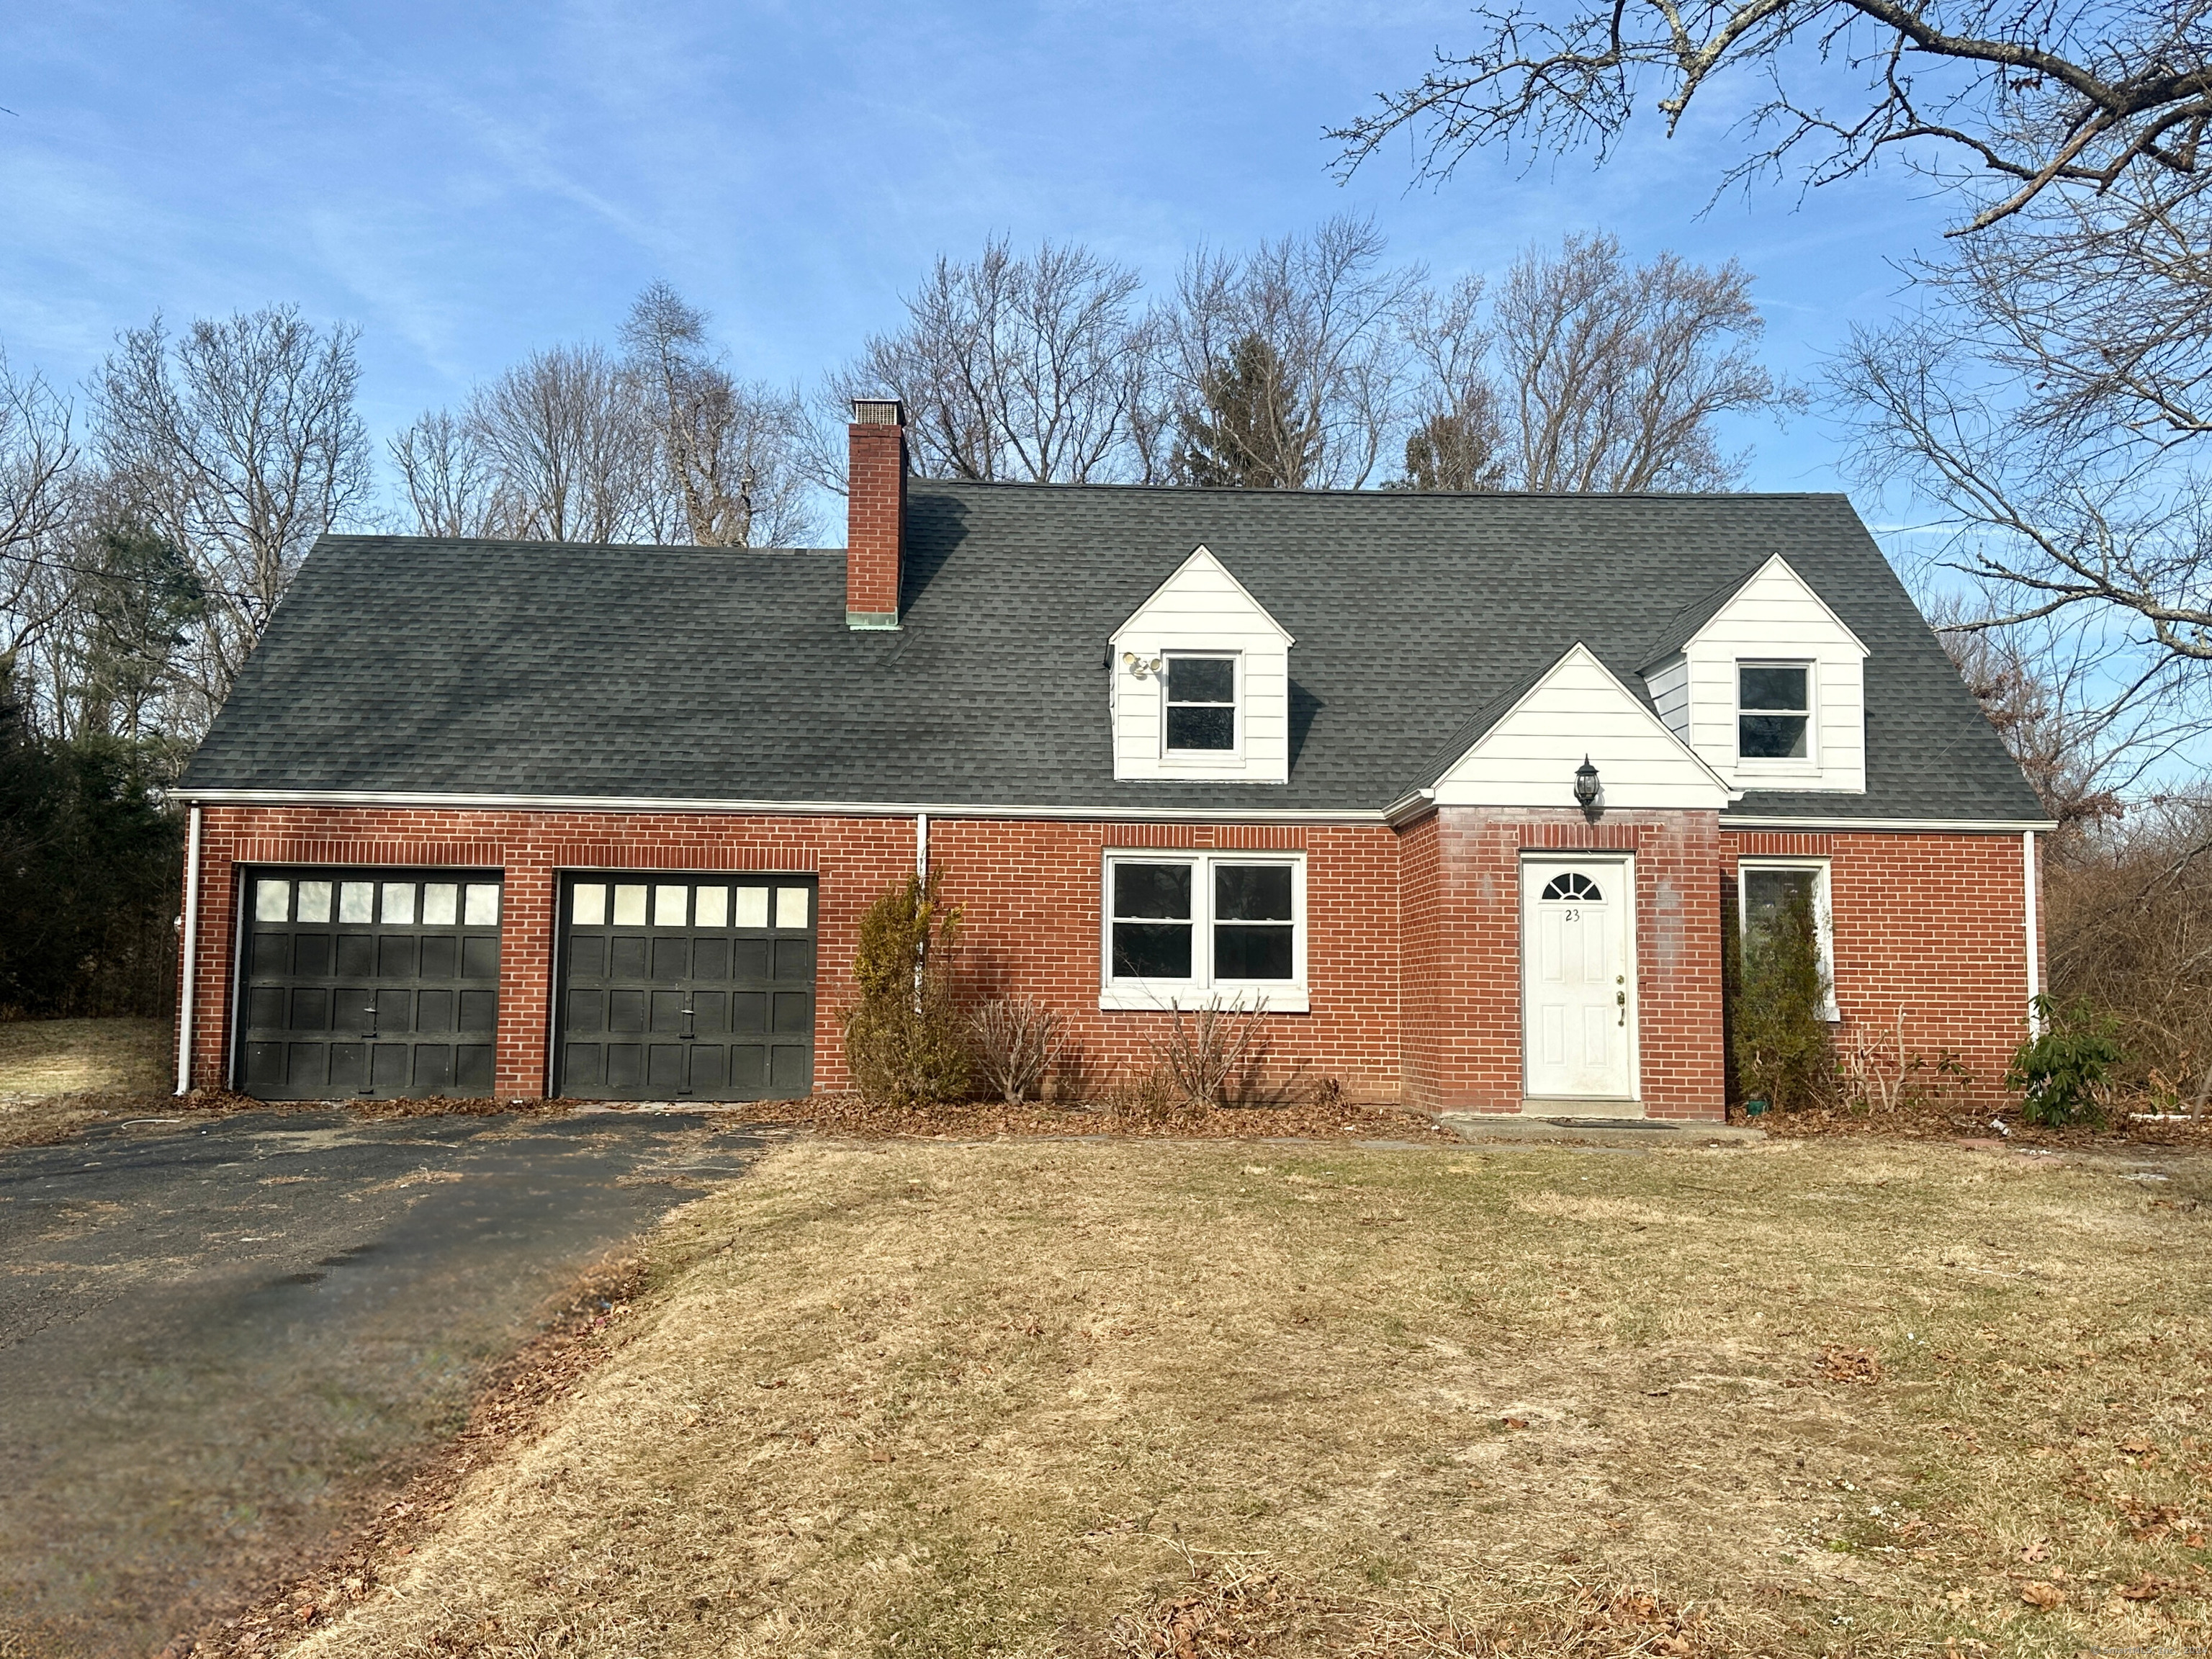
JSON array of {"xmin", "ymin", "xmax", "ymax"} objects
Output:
[{"xmin": 1426, "ymin": 1110, "xmax": 1765, "ymax": 1148}]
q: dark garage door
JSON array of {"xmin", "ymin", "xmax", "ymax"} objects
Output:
[
  {"xmin": 555, "ymin": 874, "xmax": 816, "ymax": 1101},
  {"xmin": 235, "ymin": 870, "xmax": 503, "ymax": 1100}
]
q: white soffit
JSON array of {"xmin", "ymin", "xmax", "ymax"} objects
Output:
[{"xmin": 1435, "ymin": 642, "xmax": 1739, "ymax": 810}]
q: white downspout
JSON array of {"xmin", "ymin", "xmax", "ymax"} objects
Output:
[
  {"xmin": 916, "ymin": 811, "xmax": 930, "ymax": 878},
  {"xmin": 2023, "ymin": 828, "xmax": 2042, "ymax": 1032},
  {"xmin": 175, "ymin": 804, "xmax": 203, "ymax": 1095}
]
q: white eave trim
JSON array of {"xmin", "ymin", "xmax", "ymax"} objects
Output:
[
  {"xmin": 172, "ymin": 787, "xmax": 1388, "ymax": 826},
  {"xmin": 1721, "ymin": 814, "xmax": 2059, "ymax": 833},
  {"xmin": 1384, "ymin": 789, "xmax": 1437, "ymax": 827}
]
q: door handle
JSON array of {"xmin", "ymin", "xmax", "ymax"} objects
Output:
[
  {"xmin": 1616, "ymin": 989, "xmax": 1627, "ymax": 1027},
  {"xmin": 363, "ymin": 997, "xmax": 379, "ymax": 1040},
  {"xmin": 680, "ymin": 997, "xmax": 696, "ymax": 1040}
]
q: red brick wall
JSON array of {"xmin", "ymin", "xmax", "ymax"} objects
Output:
[
  {"xmin": 1398, "ymin": 808, "xmax": 1727, "ymax": 1118},
  {"xmin": 932, "ymin": 819, "xmax": 1401, "ymax": 1100},
  {"xmin": 181, "ymin": 806, "xmax": 1399, "ymax": 1101},
  {"xmin": 1723, "ymin": 828, "xmax": 2033, "ymax": 1108},
  {"xmin": 184, "ymin": 806, "xmax": 916, "ymax": 1097},
  {"xmin": 178, "ymin": 804, "xmax": 2034, "ymax": 1116}
]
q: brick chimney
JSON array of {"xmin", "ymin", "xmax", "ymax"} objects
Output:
[{"xmin": 845, "ymin": 397, "xmax": 906, "ymax": 629}]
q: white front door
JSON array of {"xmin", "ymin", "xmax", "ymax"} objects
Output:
[{"xmin": 1521, "ymin": 860, "xmax": 1635, "ymax": 1100}]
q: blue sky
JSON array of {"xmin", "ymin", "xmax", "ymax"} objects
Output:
[{"xmin": 4, "ymin": 0, "xmax": 1958, "ymax": 515}]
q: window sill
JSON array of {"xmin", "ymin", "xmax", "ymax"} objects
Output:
[{"xmin": 1098, "ymin": 984, "xmax": 1310, "ymax": 1014}]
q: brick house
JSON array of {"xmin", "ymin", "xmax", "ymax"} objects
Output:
[{"xmin": 171, "ymin": 400, "xmax": 2051, "ymax": 1119}]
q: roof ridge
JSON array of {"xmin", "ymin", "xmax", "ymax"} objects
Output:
[{"xmin": 915, "ymin": 479, "xmax": 1851, "ymax": 503}]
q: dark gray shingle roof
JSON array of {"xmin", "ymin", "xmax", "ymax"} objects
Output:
[{"xmin": 181, "ymin": 482, "xmax": 2044, "ymax": 822}]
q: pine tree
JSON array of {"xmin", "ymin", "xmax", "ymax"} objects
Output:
[{"xmin": 1174, "ymin": 335, "xmax": 1318, "ymax": 488}]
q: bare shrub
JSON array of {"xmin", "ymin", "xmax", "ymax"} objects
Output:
[
  {"xmin": 1836, "ymin": 1010, "xmax": 1974, "ymax": 1116},
  {"xmin": 1096, "ymin": 1064, "xmax": 1177, "ymax": 1128},
  {"xmin": 968, "ymin": 997, "xmax": 1065, "ymax": 1106},
  {"xmin": 2046, "ymin": 802, "xmax": 2212, "ymax": 1110},
  {"xmin": 1150, "ymin": 997, "xmax": 1267, "ymax": 1113}
]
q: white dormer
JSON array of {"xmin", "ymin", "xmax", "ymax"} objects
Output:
[
  {"xmin": 1640, "ymin": 555, "xmax": 1869, "ymax": 795},
  {"xmin": 1110, "ymin": 546, "xmax": 1293, "ymax": 783},
  {"xmin": 1434, "ymin": 643, "xmax": 1735, "ymax": 811}
]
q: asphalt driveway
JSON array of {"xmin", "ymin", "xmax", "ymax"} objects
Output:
[{"xmin": 0, "ymin": 1108, "xmax": 768, "ymax": 1658}]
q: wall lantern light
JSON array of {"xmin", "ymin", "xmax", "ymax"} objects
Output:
[{"xmin": 1573, "ymin": 755, "xmax": 1601, "ymax": 821}]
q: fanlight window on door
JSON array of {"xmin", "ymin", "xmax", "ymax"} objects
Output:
[{"xmin": 1539, "ymin": 872, "xmax": 1603, "ymax": 903}]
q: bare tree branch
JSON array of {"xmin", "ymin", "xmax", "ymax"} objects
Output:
[{"xmin": 1336, "ymin": 0, "xmax": 2212, "ymax": 234}]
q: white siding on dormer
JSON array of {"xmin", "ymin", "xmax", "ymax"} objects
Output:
[
  {"xmin": 1434, "ymin": 644, "xmax": 1735, "ymax": 811},
  {"xmin": 1110, "ymin": 546, "xmax": 1294, "ymax": 783},
  {"xmin": 1645, "ymin": 653, "xmax": 1690, "ymax": 742},
  {"xmin": 1667, "ymin": 555, "xmax": 1868, "ymax": 794}
]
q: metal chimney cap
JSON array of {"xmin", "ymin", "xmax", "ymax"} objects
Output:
[{"xmin": 850, "ymin": 397, "xmax": 905, "ymax": 426}]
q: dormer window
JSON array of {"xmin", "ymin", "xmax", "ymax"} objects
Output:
[
  {"xmin": 1737, "ymin": 662, "xmax": 1812, "ymax": 763},
  {"xmin": 1164, "ymin": 655, "xmax": 1236, "ymax": 753},
  {"xmin": 1109, "ymin": 546, "xmax": 1290, "ymax": 783}
]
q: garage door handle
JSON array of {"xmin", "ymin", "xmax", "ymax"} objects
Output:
[
  {"xmin": 364, "ymin": 997, "xmax": 380, "ymax": 1039},
  {"xmin": 681, "ymin": 1000, "xmax": 696, "ymax": 1040}
]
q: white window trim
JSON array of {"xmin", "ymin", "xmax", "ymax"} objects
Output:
[
  {"xmin": 1737, "ymin": 857, "xmax": 1838, "ymax": 1020},
  {"xmin": 1158, "ymin": 651, "xmax": 1245, "ymax": 768},
  {"xmin": 1734, "ymin": 657, "xmax": 1820, "ymax": 775},
  {"xmin": 1099, "ymin": 850, "xmax": 1308, "ymax": 1013}
]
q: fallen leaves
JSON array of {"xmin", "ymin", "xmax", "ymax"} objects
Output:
[
  {"xmin": 1814, "ymin": 1346, "xmax": 1883, "ymax": 1385},
  {"xmin": 2018, "ymin": 1580, "xmax": 2065, "ymax": 1610}
]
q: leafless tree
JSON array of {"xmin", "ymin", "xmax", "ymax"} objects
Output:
[
  {"xmin": 390, "ymin": 408, "xmax": 512, "ymax": 539},
  {"xmin": 1392, "ymin": 236, "xmax": 1797, "ymax": 493},
  {"xmin": 623, "ymin": 282, "xmax": 815, "ymax": 547},
  {"xmin": 0, "ymin": 350, "xmax": 79, "ymax": 662},
  {"xmin": 93, "ymin": 307, "xmax": 372, "ymax": 719},
  {"xmin": 1335, "ymin": 0, "xmax": 2212, "ymax": 235},
  {"xmin": 462, "ymin": 345, "xmax": 663, "ymax": 544},
  {"xmin": 1398, "ymin": 276, "xmax": 1509, "ymax": 491},
  {"xmin": 830, "ymin": 239, "xmax": 1158, "ymax": 486},
  {"xmin": 1162, "ymin": 215, "xmax": 1421, "ymax": 489},
  {"xmin": 1493, "ymin": 235, "xmax": 1797, "ymax": 491}
]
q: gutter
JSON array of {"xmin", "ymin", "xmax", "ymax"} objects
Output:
[
  {"xmin": 1720, "ymin": 814, "xmax": 2060, "ymax": 834},
  {"xmin": 1383, "ymin": 789, "xmax": 1437, "ymax": 827},
  {"xmin": 174, "ymin": 804, "xmax": 202, "ymax": 1096},
  {"xmin": 2023, "ymin": 828, "xmax": 2044, "ymax": 1030},
  {"xmin": 171, "ymin": 788, "xmax": 1393, "ymax": 827},
  {"xmin": 168, "ymin": 788, "xmax": 2059, "ymax": 839}
]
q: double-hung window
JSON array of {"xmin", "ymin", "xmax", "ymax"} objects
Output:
[
  {"xmin": 1738, "ymin": 859, "xmax": 1837, "ymax": 1020},
  {"xmin": 1737, "ymin": 662, "xmax": 1813, "ymax": 763},
  {"xmin": 1163, "ymin": 655, "xmax": 1237, "ymax": 754},
  {"xmin": 1102, "ymin": 853, "xmax": 1305, "ymax": 1010}
]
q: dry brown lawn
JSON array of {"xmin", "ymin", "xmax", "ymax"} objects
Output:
[
  {"xmin": 0, "ymin": 1016, "xmax": 172, "ymax": 1144},
  {"xmin": 283, "ymin": 1135, "xmax": 2212, "ymax": 1658}
]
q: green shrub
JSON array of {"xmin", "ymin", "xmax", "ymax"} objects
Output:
[
  {"xmin": 2005, "ymin": 995, "xmax": 2124, "ymax": 1127},
  {"xmin": 840, "ymin": 867, "xmax": 971, "ymax": 1107},
  {"xmin": 1730, "ymin": 879, "xmax": 1833, "ymax": 1112}
]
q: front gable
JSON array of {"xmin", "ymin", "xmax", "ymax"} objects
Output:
[
  {"xmin": 1640, "ymin": 554, "xmax": 1870, "ymax": 795},
  {"xmin": 1434, "ymin": 644, "xmax": 1737, "ymax": 811},
  {"xmin": 1109, "ymin": 545, "xmax": 1294, "ymax": 783}
]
